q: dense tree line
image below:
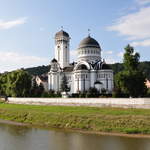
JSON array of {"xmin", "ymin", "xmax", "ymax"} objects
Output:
[
  {"xmin": 0, "ymin": 70, "xmax": 31, "ymax": 97},
  {"xmin": 110, "ymin": 61, "xmax": 150, "ymax": 79},
  {"xmin": 25, "ymin": 65, "xmax": 50, "ymax": 76}
]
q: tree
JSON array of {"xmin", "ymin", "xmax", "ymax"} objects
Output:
[
  {"xmin": 115, "ymin": 45, "xmax": 147, "ymax": 97},
  {"xmin": 5, "ymin": 70, "xmax": 31, "ymax": 97},
  {"xmin": 0, "ymin": 73, "xmax": 8, "ymax": 96},
  {"xmin": 60, "ymin": 74, "xmax": 70, "ymax": 92},
  {"xmin": 123, "ymin": 44, "xmax": 140, "ymax": 71},
  {"xmin": 115, "ymin": 71, "xmax": 146, "ymax": 97}
]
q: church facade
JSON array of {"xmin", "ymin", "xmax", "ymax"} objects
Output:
[{"xmin": 48, "ymin": 30, "xmax": 114, "ymax": 94}]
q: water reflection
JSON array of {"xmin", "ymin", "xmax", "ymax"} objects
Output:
[{"xmin": 0, "ymin": 123, "xmax": 150, "ymax": 150}]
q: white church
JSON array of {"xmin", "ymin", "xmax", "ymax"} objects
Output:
[{"xmin": 48, "ymin": 30, "xmax": 114, "ymax": 94}]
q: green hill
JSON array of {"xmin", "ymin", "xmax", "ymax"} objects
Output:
[
  {"xmin": 24, "ymin": 61, "xmax": 150, "ymax": 78},
  {"xmin": 110, "ymin": 61, "xmax": 150, "ymax": 79},
  {"xmin": 25, "ymin": 65, "xmax": 50, "ymax": 76}
]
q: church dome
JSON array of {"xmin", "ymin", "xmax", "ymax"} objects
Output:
[
  {"xmin": 77, "ymin": 36, "xmax": 101, "ymax": 63},
  {"xmin": 78, "ymin": 36, "xmax": 100, "ymax": 49},
  {"xmin": 55, "ymin": 30, "xmax": 69, "ymax": 38}
]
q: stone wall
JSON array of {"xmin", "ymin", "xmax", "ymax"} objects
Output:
[{"xmin": 7, "ymin": 97, "xmax": 150, "ymax": 109}]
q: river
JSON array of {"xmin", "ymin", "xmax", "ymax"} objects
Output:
[{"xmin": 0, "ymin": 122, "xmax": 150, "ymax": 150}]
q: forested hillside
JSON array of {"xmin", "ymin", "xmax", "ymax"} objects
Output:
[
  {"xmin": 25, "ymin": 65, "xmax": 50, "ymax": 76},
  {"xmin": 24, "ymin": 61, "xmax": 150, "ymax": 78},
  {"xmin": 110, "ymin": 61, "xmax": 150, "ymax": 78}
]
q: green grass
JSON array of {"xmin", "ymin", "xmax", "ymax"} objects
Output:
[{"xmin": 0, "ymin": 103, "xmax": 150, "ymax": 134}]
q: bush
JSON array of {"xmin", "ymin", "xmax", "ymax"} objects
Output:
[
  {"xmin": 71, "ymin": 93, "xmax": 79, "ymax": 98},
  {"xmin": 86, "ymin": 87, "xmax": 100, "ymax": 98},
  {"xmin": 99, "ymin": 94, "xmax": 112, "ymax": 98},
  {"xmin": 112, "ymin": 88, "xmax": 129, "ymax": 98},
  {"xmin": 79, "ymin": 92, "xmax": 87, "ymax": 98}
]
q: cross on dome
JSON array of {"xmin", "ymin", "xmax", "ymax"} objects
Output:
[{"xmin": 88, "ymin": 29, "xmax": 91, "ymax": 36}]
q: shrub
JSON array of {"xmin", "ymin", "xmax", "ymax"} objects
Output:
[{"xmin": 86, "ymin": 87, "xmax": 100, "ymax": 98}]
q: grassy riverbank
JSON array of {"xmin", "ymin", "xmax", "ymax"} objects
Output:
[{"xmin": 0, "ymin": 102, "xmax": 150, "ymax": 134}]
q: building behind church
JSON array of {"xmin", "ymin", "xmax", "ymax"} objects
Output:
[{"xmin": 48, "ymin": 30, "xmax": 114, "ymax": 94}]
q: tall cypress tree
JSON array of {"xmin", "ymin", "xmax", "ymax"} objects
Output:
[{"xmin": 115, "ymin": 45, "xmax": 147, "ymax": 97}]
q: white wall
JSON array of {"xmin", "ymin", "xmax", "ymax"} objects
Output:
[{"xmin": 7, "ymin": 98, "xmax": 150, "ymax": 109}]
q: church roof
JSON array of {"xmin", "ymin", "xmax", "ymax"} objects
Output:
[
  {"xmin": 78, "ymin": 36, "xmax": 100, "ymax": 49},
  {"xmin": 51, "ymin": 58, "xmax": 57, "ymax": 63},
  {"xmin": 36, "ymin": 74, "xmax": 48, "ymax": 82},
  {"xmin": 55, "ymin": 30, "xmax": 69, "ymax": 38},
  {"xmin": 76, "ymin": 64, "xmax": 88, "ymax": 70},
  {"xmin": 63, "ymin": 66, "xmax": 74, "ymax": 72}
]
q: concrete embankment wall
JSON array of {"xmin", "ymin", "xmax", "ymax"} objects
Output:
[{"xmin": 7, "ymin": 97, "xmax": 150, "ymax": 109}]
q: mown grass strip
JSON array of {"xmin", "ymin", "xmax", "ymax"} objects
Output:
[{"xmin": 0, "ymin": 103, "xmax": 150, "ymax": 134}]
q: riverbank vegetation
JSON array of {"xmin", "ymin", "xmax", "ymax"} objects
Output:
[{"xmin": 0, "ymin": 103, "xmax": 150, "ymax": 134}]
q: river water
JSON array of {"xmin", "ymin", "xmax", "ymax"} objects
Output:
[{"xmin": 0, "ymin": 122, "xmax": 150, "ymax": 150}]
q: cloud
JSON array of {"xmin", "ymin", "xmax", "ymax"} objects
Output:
[
  {"xmin": 105, "ymin": 58, "xmax": 116, "ymax": 64},
  {"xmin": 117, "ymin": 52, "xmax": 124, "ymax": 58},
  {"xmin": 136, "ymin": 0, "xmax": 150, "ymax": 5},
  {"xmin": 131, "ymin": 39, "xmax": 150, "ymax": 46},
  {"xmin": 101, "ymin": 50, "xmax": 121, "ymax": 64},
  {"xmin": 104, "ymin": 50, "xmax": 113, "ymax": 54},
  {"xmin": 0, "ymin": 51, "xmax": 49, "ymax": 73},
  {"xmin": 0, "ymin": 17, "xmax": 27, "ymax": 30},
  {"xmin": 107, "ymin": 6, "xmax": 150, "ymax": 40},
  {"xmin": 70, "ymin": 50, "xmax": 77, "ymax": 61},
  {"xmin": 40, "ymin": 27, "xmax": 45, "ymax": 31}
]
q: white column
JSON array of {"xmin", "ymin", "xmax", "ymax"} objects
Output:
[{"xmin": 90, "ymin": 70, "xmax": 96, "ymax": 87}]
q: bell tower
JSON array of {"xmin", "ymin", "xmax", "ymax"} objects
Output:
[{"xmin": 55, "ymin": 29, "xmax": 70, "ymax": 68}]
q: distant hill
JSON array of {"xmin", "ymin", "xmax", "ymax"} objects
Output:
[
  {"xmin": 25, "ymin": 61, "xmax": 150, "ymax": 78},
  {"xmin": 25, "ymin": 65, "xmax": 50, "ymax": 76},
  {"xmin": 110, "ymin": 61, "xmax": 150, "ymax": 79}
]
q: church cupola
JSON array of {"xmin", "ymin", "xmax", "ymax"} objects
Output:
[
  {"xmin": 55, "ymin": 29, "xmax": 70, "ymax": 69},
  {"xmin": 77, "ymin": 36, "xmax": 101, "ymax": 63}
]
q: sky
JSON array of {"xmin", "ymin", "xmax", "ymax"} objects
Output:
[{"xmin": 0, "ymin": 0, "xmax": 150, "ymax": 72}]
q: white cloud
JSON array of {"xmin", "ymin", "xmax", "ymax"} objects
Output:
[
  {"xmin": 70, "ymin": 50, "xmax": 77, "ymax": 61},
  {"xmin": 131, "ymin": 39, "xmax": 150, "ymax": 46},
  {"xmin": 136, "ymin": 0, "xmax": 150, "ymax": 5},
  {"xmin": 40, "ymin": 27, "xmax": 45, "ymax": 31},
  {"xmin": 107, "ymin": 6, "xmax": 150, "ymax": 40},
  {"xmin": 102, "ymin": 50, "xmax": 113, "ymax": 57},
  {"xmin": 0, "ymin": 17, "xmax": 27, "ymax": 30},
  {"xmin": 104, "ymin": 50, "xmax": 113, "ymax": 54},
  {"xmin": 105, "ymin": 58, "xmax": 116, "ymax": 64},
  {"xmin": 117, "ymin": 52, "xmax": 124, "ymax": 58},
  {"xmin": 0, "ymin": 51, "xmax": 49, "ymax": 73}
]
